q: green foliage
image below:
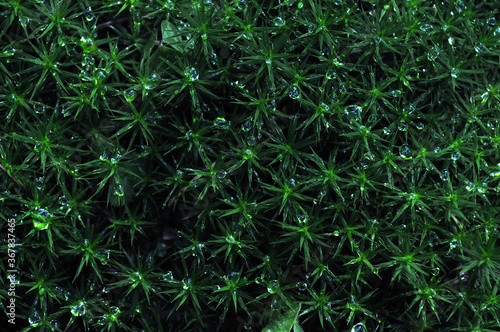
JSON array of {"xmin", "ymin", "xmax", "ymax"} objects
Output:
[{"xmin": 1, "ymin": 0, "xmax": 500, "ymax": 331}]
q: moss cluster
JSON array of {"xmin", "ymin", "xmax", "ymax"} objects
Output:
[{"xmin": 1, "ymin": 0, "xmax": 500, "ymax": 331}]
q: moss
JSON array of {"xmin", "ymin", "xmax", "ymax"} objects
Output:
[{"xmin": 1, "ymin": 0, "xmax": 500, "ymax": 331}]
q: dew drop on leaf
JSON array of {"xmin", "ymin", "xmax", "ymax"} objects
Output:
[
  {"xmin": 288, "ymin": 86, "xmax": 300, "ymax": 99},
  {"xmin": 474, "ymin": 42, "xmax": 484, "ymax": 53},
  {"xmin": 163, "ymin": 271, "xmax": 174, "ymax": 281},
  {"xmin": 352, "ymin": 322, "xmax": 367, "ymax": 332},
  {"xmin": 421, "ymin": 24, "xmax": 433, "ymax": 32},
  {"xmin": 345, "ymin": 105, "xmax": 362, "ymax": 122},
  {"xmin": 3, "ymin": 47, "xmax": 16, "ymax": 56},
  {"xmin": 391, "ymin": 89, "xmax": 401, "ymax": 98},
  {"xmin": 187, "ymin": 67, "xmax": 198, "ymax": 80},
  {"xmin": 71, "ymin": 301, "xmax": 87, "ymax": 316},
  {"xmin": 214, "ymin": 117, "xmax": 229, "ymax": 129},
  {"xmin": 182, "ymin": 279, "xmax": 191, "ymax": 290},
  {"xmin": 267, "ymin": 280, "xmax": 278, "ymax": 294},
  {"xmin": 490, "ymin": 169, "xmax": 500, "ymax": 177},
  {"xmin": 114, "ymin": 184, "xmax": 124, "ymax": 197},
  {"xmin": 399, "ymin": 145, "xmax": 412, "ymax": 159},
  {"xmin": 84, "ymin": 8, "xmax": 94, "ymax": 21},
  {"xmin": 124, "ymin": 89, "xmax": 136, "ymax": 102},
  {"xmin": 296, "ymin": 282, "xmax": 307, "ymax": 291},
  {"xmin": 273, "ymin": 17, "xmax": 284, "ymax": 27},
  {"xmin": 241, "ymin": 119, "xmax": 252, "ymax": 132},
  {"xmin": 427, "ymin": 47, "xmax": 439, "ymax": 61},
  {"xmin": 29, "ymin": 310, "xmax": 41, "ymax": 327}
]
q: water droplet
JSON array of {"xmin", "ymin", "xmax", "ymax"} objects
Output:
[
  {"xmin": 477, "ymin": 183, "xmax": 487, "ymax": 193},
  {"xmin": 29, "ymin": 310, "xmax": 41, "ymax": 327},
  {"xmin": 298, "ymin": 213, "xmax": 307, "ymax": 224},
  {"xmin": 267, "ymin": 99, "xmax": 276, "ymax": 110},
  {"xmin": 416, "ymin": 122, "xmax": 424, "ymax": 130},
  {"xmin": 71, "ymin": 301, "xmax": 87, "ymax": 316},
  {"xmin": 273, "ymin": 17, "xmax": 284, "ymax": 27},
  {"xmin": 34, "ymin": 142, "xmax": 42, "ymax": 153},
  {"xmin": 440, "ymin": 170, "xmax": 448, "ymax": 181},
  {"xmin": 84, "ymin": 8, "xmax": 94, "ymax": 21},
  {"xmin": 383, "ymin": 127, "xmax": 391, "ymax": 135},
  {"xmin": 201, "ymin": 33, "xmax": 208, "ymax": 40},
  {"xmin": 451, "ymin": 152, "xmax": 460, "ymax": 161},
  {"xmin": 186, "ymin": 67, "xmax": 198, "ymax": 80},
  {"xmin": 451, "ymin": 68, "xmax": 460, "ymax": 78},
  {"xmin": 110, "ymin": 153, "xmax": 121, "ymax": 164},
  {"xmin": 448, "ymin": 37, "xmax": 455, "ymax": 46},
  {"xmin": 114, "ymin": 184, "xmax": 124, "ymax": 197},
  {"xmin": 474, "ymin": 43, "xmax": 484, "ymax": 53},
  {"xmin": 241, "ymin": 119, "xmax": 252, "ymax": 132},
  {"xmin": 399, "ymin": 145, "xmax": 412, "ymax": 159},
  {"xmin": 421, "ymin": 24, "xmax": 433, "ymax": 32},
  {"xmin": 216, "ymin": 170, "xmax": 227, "ymax": 179},
  {"xmin": 163, "ymin": 271, "xmax": 174, "ymax": 281},
  {"xmin": 391, "ymin": 89, "xmax": 401, "ymax": 98},
  {"xmin": 398, "ymin": 122, "xmax": 408, "ymax": 131},
  {"xmin": 330, "ymin": 93, "xmax": 339, "ymax": 104},
  {"xmin": 490, "ymin": 169, "xmax": 500, "ymax": 177},
  {"xmin": 58, "ymin": 36, "xmax": 67, "ymax": 47},
  {"xmin": 125, "ymin": 89, "xmax": 136, "ymax": 102},
  {"xmin": 288, "ymin": 178, "xmax": 296, "ymax": 186},
  {"xmin": 80, "ymin": 36, "xmax": 96, "ymax": 53},
  {"xmin": 427, "ymin": 46, "xmax": 440, "ymax": 61},
  {"xmin": 182, "ymin": 279, "xmax": 191, "ymax": 290},
  {"xmin": 488, "ymin": 17, "xmax": 496, "ymax": 26},
  {"xmin": 431, "ymin": 267, "xmax": 440, "ymax": 276},
  {"xmin": 326, "ymin": 71, "xmax": 336, "ymax": 80},
  {"xmin": 352, "ymin": 322, "xmax": 367, "ymax": 332},
  {"xmin": 213, "ymin": 117, "xmax": 229, "ymax": 129},
  {"xmin": 267, "ymin": 280, "xmax": 278, "ymax": 294},
  {"xmin": 3, "ymin": 47, "xmax": 16, "ymax": 56},
  {"xmin": 345, "ymin": 105, "xmax": 362, "ymax": 122},
  {"xmin": 288, "ymin": 86, "xmax": 300, "ymax": 99},
  {"xmin": 333, "ymin": 230, "xmax": 340, "ymax": 236},
  {"xmin": 296, "ymin": 282, "xmax": 307, "ymax": 291},
  {"xmin": 97, "ymin": 250, "xmax": 110, "ymax": 265}
]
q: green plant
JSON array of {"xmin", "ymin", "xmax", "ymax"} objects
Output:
[{"xmin": 1, "ymin": 0, "xmax": 499, "ymax": 331}]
